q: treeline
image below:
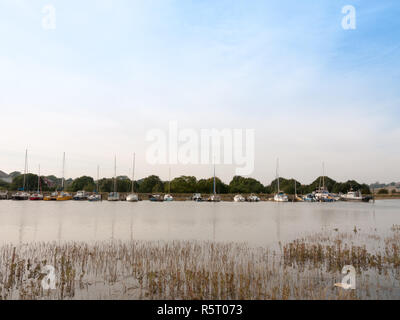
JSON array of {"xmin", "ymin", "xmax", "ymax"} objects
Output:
[{"xmin": 3, "ymin": 174, "xmax": 371, "ymax": 195}]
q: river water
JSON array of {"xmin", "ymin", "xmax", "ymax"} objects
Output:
[{"xmin": 0, "ymin": 200, "xmax": 399, "ymax": 246}]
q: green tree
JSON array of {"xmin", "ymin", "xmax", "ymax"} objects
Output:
[
  {"xmin": 196, "ymin": 177, "xmax": 229, "ymax": 194},
  {"xmin": 69, "ymin": 176, "xmax": 95, "ymax": 192},
  {"xmin": 168, "ymin": 176, "xmax": 197, "ymax": 193},
  {"xmin": 138, "ymin": 175, "xmax": 164, "ymax": 193},
  {"xmin": 228, "ymin": 176, "xmax": 265, "ymax": 194},
  {"xmin": 117, "ymin": 178, "xmax": 132, "ymax": 192},
  {"xmin": 98, "ymin": 178, "xmax": 113, "ymax": 192},
  {"xmin": 378, "ymin": 189, "xmax": 389, "ymax": 195},
  {"xmin": 0, "ymin": 180, "xmax": 10, "ymax": 190},
  {"xmin": 269, "ymin": 178, "xmax": 302, "ymax": 195},
  {"xmin": 10, "ymin": 174, "xmax": 50, "ymax": 191}
]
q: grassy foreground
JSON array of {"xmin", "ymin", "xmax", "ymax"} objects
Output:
[{"xmin": 0, "ymin": 227, "xmax": 399, "ymax": 300}]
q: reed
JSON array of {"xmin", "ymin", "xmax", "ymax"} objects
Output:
[{"xmin": 0, "ymin": 228, "xmax": 399, "ymax": 300}]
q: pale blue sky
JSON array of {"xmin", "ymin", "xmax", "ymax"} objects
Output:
[{"xmin": 0, "ymin": 0, "xmax": 399, "ymax": 184}]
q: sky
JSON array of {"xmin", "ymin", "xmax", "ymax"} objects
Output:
[{"xmin": 0, "ymin": 0, "xmax": 399, "ymax": 185}]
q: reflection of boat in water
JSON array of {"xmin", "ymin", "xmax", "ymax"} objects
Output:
[
  {"xmin": 73, "ymin": 190, "xmax": 88, "ymax": 200},
  {"xmin": 108, "ymin": 156, "xmax": 120, "ymax": 202},
  {"xmin": 233, "ymin": 194, "xmax": 245, "ymax": 202},
  {"xmin": 44, "ymin": 192, "xmax": 58, "ymax": 201},
  {"xmin": 126, "ymin": 154, "xmax": 139, "ymax": 202},
  {"xmin": 340, "ymin": 189, "xmax": 372, "ymax": 202},
  {"xmin": 247, "ymin": 194, "xmax": 260, "ymax": 202},
  {"xmin": 273, "ymin": 158, "xmax": 288, "ymax": 202}
]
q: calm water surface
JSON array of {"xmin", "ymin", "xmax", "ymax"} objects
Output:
[{"xmin": 0, "ymin": 200, "xmax": 399, "ymax": 246}]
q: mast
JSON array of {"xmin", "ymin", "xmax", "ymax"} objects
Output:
[
  {"xmin": 37, "ymin": 164, "xmax": 41, "ymax": 193},
  {"xmin": 322, "ymin": 162, "xmax": 325, "ymax": 191},
  {"xmin": 276, "ymin": 158, "xmax": 280, "ymax": 193},
  {"xmin": 168, "ymin": 166, "xmax": 171, "ymax": 194},
  {"xmin": 23, "ymin": 149, "xmax": 27, "ymax": 191},
  {"xmin": 131, "ymin": 153, "xmax": 136, "ymax": 193},
  {"xmin": 61, "ymin": 152, "xmax": 65, "ymax": 191},
  {"xmin": 97, "ymin": 165, "xmax": 100, "ymax": 193},
  {"xmin": 213, "ymin": 161, "xmax": 216, "ymax": 195},
  {"xmin": 114, "ymin": 156, "xmax": 117, "ymax": 193}
]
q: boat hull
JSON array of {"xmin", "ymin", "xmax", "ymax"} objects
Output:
[
  {"xmin": 12, "ymin": 196, "xmax": 29, "ymax": 201},
  {"xmin": 12, "ymin": 192, "xmax": 30, "ymax": 200},
  {"xmin": 341, "ymin": 197, "xmax": 372, "ymax": 202},
  {"xmin": 29, "ymin": 195, "xmax": 43, "ymax": 201},
  {"xmin": 88, "ymin": 195, "xmax": 102, "ymax": 202},
  {"xmin": 57, "ymin": 196, "xmax": 72, "ymax": 201},
  {"xmin": 126, "ymin": 194, "xmax": 139, "ymax": 202}
]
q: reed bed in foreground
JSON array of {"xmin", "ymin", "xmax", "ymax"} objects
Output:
[{"xmin": 0, "ymin": 229, "xmax": 399, "ymax": 300}]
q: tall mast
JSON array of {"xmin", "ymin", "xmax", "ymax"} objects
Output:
[
  {"xmin": 62, "ymin": 152, "xmax": 65, "ymax": 191},
  {"xmin": 168, "ymin": 166, "xmax": 171, "ymax": 193},
  {"xmin": 97, "ymin": 165, "xmax": 100, "ymax": 192},
  {"xmin": 322, "ymin": 162, "xmax": 325, "ymax": 190},
  {"xmin": 131, "ymin": 153, "xmax": 136, "ymax": 193},
  {"xmin": 114, "ymin": 156, "xmax": 117, "ymax": 193},
  {"xmin": 37, "ymin": 164, "xmax": 41, "ymax": 193},
  {"xmin": 23, "ymin": 149, "xmax": 27, "ymax": 191},
  {"xmin": 213, "ymin": 160, "xmax": 216, "ymax": 195},
  {"xmin": 276, "ymin": 158, "xmax": 280, "ymax": 193}
]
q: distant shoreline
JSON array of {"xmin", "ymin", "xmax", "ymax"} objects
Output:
[{"xmin": 1, "ymin": 191, "xmax": 399, "ymax": 201}]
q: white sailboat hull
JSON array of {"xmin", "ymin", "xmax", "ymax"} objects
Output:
[{"xmin": 126, "ymin": 194, "xmax": 139, "ymax": 202}]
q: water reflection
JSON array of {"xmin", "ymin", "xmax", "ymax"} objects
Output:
[{"xmin": 0, "ymin": 200, "xmax": 399, "ymax": 246}]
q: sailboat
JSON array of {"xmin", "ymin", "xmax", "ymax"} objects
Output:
[
  {"xmin": 12, "ymin": 149, "xmax": 30, "ymax": 200},
  {"xmin": 88, "ymin": 165, "xmax": 102, "ymax": 201},
  {"xmin": 163, "ymin": 167, "xmax": 173, "ymax": 201},
  {"xmin": 273, "ymin": 158, "xmax": 288, "ymax": 202},
  {"xmin": 314, "ymin": 162, "xmax": 334, "ymax": 202},
  {"xmin": 294, "ymin": 180, "xmax": 303, "ymax": 202},
  {"xmin": 208, "ymin": 161, "xmax": 221, "ymax": 202},
  {"xmin": 57, "ymin": 152, "xmax": 72, "ymax": 201},
  {"xmin": 108, "ymin": 156, "xmax": 120, "ymax": 201},
  {"xmin": 126, "ymin": 154, "xmax": 139, "ymax": 202},
  {"xmin": 233, "ymin": 194, "xmax": 245, "ymax": 202},
  {"xmin": 29, "ymin": 165, "xmax": 44, "ymax": 200},
  {"xmin": 247, "ymin": 194, "xmax": 260, "ymax": 202}
]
